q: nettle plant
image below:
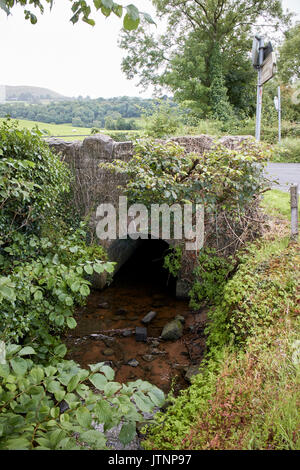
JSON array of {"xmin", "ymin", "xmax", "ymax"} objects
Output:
[
  {"xmin": 0, "ymin": 120, "xmax": 114, "ymax": 352},
  {"xmin": 0, "ymin": 344, "xmax": 164, "ymax": 450}
]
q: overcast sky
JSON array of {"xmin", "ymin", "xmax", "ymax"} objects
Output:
[{"xmin": 0, "ymin": 0, "xmax": 299, "ymax": 99}]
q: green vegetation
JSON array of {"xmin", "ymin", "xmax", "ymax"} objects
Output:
[
  {"xmin": 261, "ymin": 189, "xmax": 300, "ymax": 222},
  {"xmin": 143, "ymin": 236, "xmax": 299, "ymax": 450},
  {"xmin": 0, "ymin": 96, "xmax": 155, "ymax": 128},
  {"xmin": 0, "ymin": 345, "xmax": 164, "ymax": 450},
  {"xmin": 272, "ymin": 138, "xmax": 300, "ymax": 163},
  {"xmin": 139, "ymin": 172, "xmax": 300, "ymax": 451},
  {"xmin": 0, "ymin": 120, "xmax": 163, "ymax": 449},
  {"xmin": 120, "ymin": 1, "xmax": 290, "ymax": 119},
  {"xmin": 0, "ymin": 119, "xmax": 114, "ymax": 350},
  {"xmin": 0, "ymin": 118, "xmax": 93, "ymax": 139},
  {"xmin": 0, "ymin": 1, "xmax": 155, "ymax": 30},
  {"xmin": 189, "ymin": 249, "xmax": 234, "ymax": 310},
  {"xmin": 100, "ymin": 138, "xmax": 269, "ymax": 211}
]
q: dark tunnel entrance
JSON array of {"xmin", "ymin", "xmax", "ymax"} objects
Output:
[{"xmin": 112, "ymin": 237, "xmax": 177, "ymax": 296}]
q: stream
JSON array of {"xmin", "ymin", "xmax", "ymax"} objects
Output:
[{"xmin": 64, "ymin": 239, "xmax": 207, "ymax": 394}]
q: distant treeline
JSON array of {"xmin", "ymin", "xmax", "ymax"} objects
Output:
[{"xmin": 0, "ymin": 96, "xmax": 169, "ymax": 129}]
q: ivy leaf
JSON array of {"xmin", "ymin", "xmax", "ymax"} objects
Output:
[
  {"xmin": 94, "ymin": 400, "xmax": 112, "ymax": 423},
  {"xmin": 70, "ymin": 281, "xmax": 81, "ymax": 292},
  {"xmin": 80, "ymin": 430, "xmax": 106, "ymax": 448},
  {"xmin": 66, "ymin": 317, "xmax": 77, "ymax": 329},
  {"xmin": 5, "ymin": 437, "xmax": 31, "ymax": 450},
  {"xmin": 99, "ymin": 365, "xmax": 115, "ymax": 381},
  {"xmin": 76, "ymin": 407, "xmax": 92, "ymax": 428},
  {"xmin": 104, "ymin": 381, "xmax": 121, "ymax": 397},
  {"xmin": 112, "ymin": 4, "xmax": 123, "ymax": 17},
  {"xmin": 67, "ymin": 375, "xmax": 80, "ymax": 392},
  {"xmin": 119, "ymin": 422, "xmax": 136, "ymax": 445},
  {"xmin": 102, "ymin": 0, "xmax": 113, "ymax": 8},
  {"xmin": 89, "ymin": 373, "xmax": 107, "ymax": 390},
  {"xmin": 84, "ymin": 264, "xmax": 93, "ymax": 275},
  {"xmin": 10, "ymin": 357, "xmax": 28, "ymax": 376},
  {"xmin": 34, "ymin": 290, "xmax": 43, "ymax": 301},
  {"xmin": 93, "ymin": 0, "xmax": 102, "ymax": 10},
  {"xmin": 54, "ymin": 344, "xmax": 67, "ymax": 358},
  {"xmin": 19, "ymin": 346, "xmax": 36, "ymax": 356},
  {"xmin": 93, "ymin": 263, "xmax": 105, "ymax": 274},
  {"xmin": 80, "ymin": 284, "xmax": 90, "ymax": 296}
]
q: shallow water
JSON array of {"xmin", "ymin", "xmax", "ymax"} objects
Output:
[{"xmin": 64, "ymin": 239, "xmax": 207, "ymax": 393}]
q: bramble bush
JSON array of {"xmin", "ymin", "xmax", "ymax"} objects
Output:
[{"xmin": 100, "ymin": 138, "xmax": 271, "ymax": 211}]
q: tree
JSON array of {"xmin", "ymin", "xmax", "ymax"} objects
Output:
[
  {"xmin": 0, "ymin": 0, "xmax": 155, "ymax": 30},
  {"xmin": 279, "ymin": 22, "xmax": 300, "ymax": 84},
  {"xmin": 120, "ymin": 0, "xmax": 291, "ymax": 118}
]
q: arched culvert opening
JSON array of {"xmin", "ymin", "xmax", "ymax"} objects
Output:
[{"xmin": 111, "ymin": 237, "xmax": 177, "ymax": 296}]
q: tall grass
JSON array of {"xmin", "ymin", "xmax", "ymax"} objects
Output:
[{"xmin": 272, "ymin": 137, "xmax": 300, "ymax": 163}]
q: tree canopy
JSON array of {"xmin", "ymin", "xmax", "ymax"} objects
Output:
[
  {"xmin": 279, "ymin": 22, "xmax": 300, "ymax": 84},
  {"xmin": 120, "ymin": 0, "xmax": 291, "ymax": 118},
  {"xmin": 0, "ymin": 0, "xmax": 155, "ymax": 29}
]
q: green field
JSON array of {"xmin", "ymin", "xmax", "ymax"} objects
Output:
[{"xmin": 0, "ymin": 118, "xmax": 139, "ymax": 141}]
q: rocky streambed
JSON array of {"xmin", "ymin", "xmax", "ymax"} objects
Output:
[{"xmin": 64, "ymin": 280, "xmax": 207, "ymax": 394}]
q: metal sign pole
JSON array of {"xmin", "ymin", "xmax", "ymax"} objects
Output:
[
  {"xmin": 255, "ymin": 37, "xmax": 264, "ymax": 141},
  {"xmin": 278, "ymin": 86, "xmax": 281, "ymax": 143}
]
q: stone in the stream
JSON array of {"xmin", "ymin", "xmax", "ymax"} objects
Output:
[
  {"xmin": 115, "ymin": 308, "xmax": 127, "ymax": 315},
  {"xmin": 127, "ymin": 359, "xmax": 139, "ymax": 367},
  {"xmin": 135, "ymin": 326, "xmax": 147, "ymax": 342},
  {"xmin": 141, "ymin": 311, "xmax": 157, "ymax": 325},
  {"xmin": 142, "ymin": 354, "xmax": 155, "ymax": 362},
  {"xmin": 103, "ymin": 337, "xmax": 115, "ymax": 347},
  {"xmin": 184, "ymin": 364, "xmax": 201, "ymax": 383},
  {"xmin": 59, "ymin": 400, "xmax": 69, "ymax": 414},
  {"xmin": 175, "ymin": 315, "xmax": 185, "ymax": 324},
  {"xmin": 103, "ymin": 348, "xmax": 114, "ymax": 356},
  {"xmin": 161, "ymin": 319, "xmax": 183, "ymax": 341},
  {"xmin": 122, "ymin": 329, "xmax": 132, "ymax": 337},
  {"xmin": 98, "ymin": 302, "xmax": 109, "ymax": 309},
  {"xmin": 152, "ymin": 301, "xmax": 165, "ymax": 308}
]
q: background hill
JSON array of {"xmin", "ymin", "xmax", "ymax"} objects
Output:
[{"xmin": 3, "ymin": 85, "xmax": 70, "ymax": 103}]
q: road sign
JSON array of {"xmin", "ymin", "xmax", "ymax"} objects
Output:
[
  {"xmin": 261, "ymin": 52, "xmax": 277, "ymax": 85},
  {"xmin": 263, "ymin": 41, "xmax": 273, "ymax": 62},
  {"xmin": 274, "ymin": 96, "xmax": 279, "ymax": 111},
  {"xmin": 252, "ymin": 37, "xmax": 260, "ymax": 68}
]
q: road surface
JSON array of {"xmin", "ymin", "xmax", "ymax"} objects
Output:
[{"xmin": 265, "ymin": 163, "xmax": 300, "ymax": 193}]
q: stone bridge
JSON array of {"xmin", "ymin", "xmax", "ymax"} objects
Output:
[{"xmin": 47, "ymin": 133, "xmax": 251, "ymax": 297}]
